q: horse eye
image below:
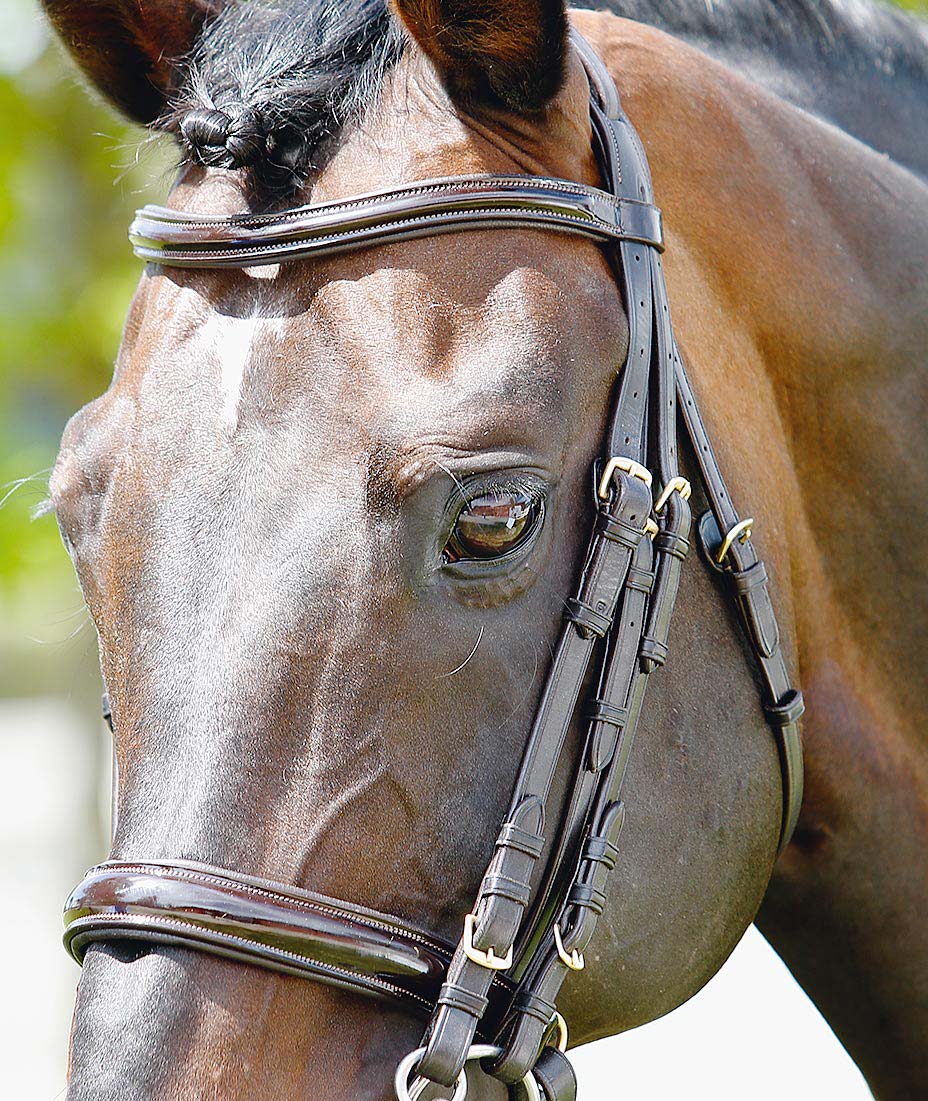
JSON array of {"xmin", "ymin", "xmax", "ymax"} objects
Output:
[{"xmin": 445, "ymin": 488, "xmax": 540, "ymax": 563}]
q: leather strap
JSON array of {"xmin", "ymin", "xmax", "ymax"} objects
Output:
[
  {"xmin": 481, "ymin": 45, "xmax": 694, "ymax": 1082},
  {"xmin": 675, "ymin": 354, "xmax": 804, "ymax": 850},
  {"xmin": 130, "ymin": 176, "xmax": 663, "ymax": 268},
  {"xmin": 416, "ymin": 467, "xmax": 653, "ymax": 1087}
]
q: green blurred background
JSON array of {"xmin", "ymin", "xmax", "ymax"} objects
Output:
[{"xmin": 0, "ymin": 1, "xmax": 176, "ymax": 700}]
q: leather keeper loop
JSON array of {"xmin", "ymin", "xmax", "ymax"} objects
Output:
[
  {"xmin": 583, "ymin": 835, "xmax": 620, "ymax": 869},
  {"xmin": 626, "ymin": 565, "xmax": 655, "ymax": 593},
  {"xmin": 436, "ymin": 981, "xmax": 490, "ymax": 1018},
  {"xmin": 481, "ymin": 874, "xmax": 533, "ymax": 906},
  {"xmin": 730, "ymin": 559, "xmax": 768, "ymax": 595},
  {"xmin": 655, "ymin": 529, "xmax": 690, "ymax": 559},
  {"xmin": 595, "ymin": 510, "xmax": 642, "ymax": 550},
  {"xmin": 587, "ymin": 699, "xmax": 627, "ymax": 728},
  {"xmin": 639, "ymin": 636, "xmax": 669, "ymax": 667},
  {"xmin": 533, "ymin": 1048, "xmax": 578, "ymax": 1101},
  {"xmin": 497, "ymin": 822, "xmax": 545, "ymax": 858},
  {"xmin": 564, "ymin": 597, "xmax": 612, "ymax": 639},
  {"xmin": 512, "ymin": 989, "xmax": 559, "ymax": 1026},
  {"xmin": 566, "ymin": 883, "xmax": 607, "ymax": 914},
  {"xmin": 765, "ymin": 688, "xmax": 805, "ymax": 727}
]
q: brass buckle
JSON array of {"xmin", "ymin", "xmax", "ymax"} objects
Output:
[
  {"xmin": 654, "ymin": 476, "xmax": 692, "ymax": 513},
  {"xmin": 551, "ymin": 1011, "xmax": 569, "ymax": 1053},
  {"xmin": 716, "ymin": 517, "xmax": 754, "ymax": 564},
  {"xmin": 462, "ymin": 913, "xmax": 513, "ymax": 971},
  {"xmin": 643, "ymin": 518, "xmax": 659, "ymax": 540},
  {"xmin": 553, "ymin": 923, "xmax": 585, "ymax": 971},
  {"xmin": 597, "ymin": 456, "xmax": 653, "ymax": 500}
]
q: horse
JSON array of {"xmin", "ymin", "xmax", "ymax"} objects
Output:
[{"xmin": 39, "ymin": 0, "xmax": 927, "ymax": 1097}]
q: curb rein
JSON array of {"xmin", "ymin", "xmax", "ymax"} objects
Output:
[{"xmin": 63, "ymin": 33, "xmax": 804, "ymax": 1101}]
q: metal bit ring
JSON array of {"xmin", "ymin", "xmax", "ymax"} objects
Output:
[{"xmin": 396, "ymin": 1045, "xmax": 541, "ymax": 1101}]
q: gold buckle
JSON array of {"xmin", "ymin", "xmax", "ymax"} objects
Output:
[
  {"xmin": 654, "ymin": 476, "xmax": 692, "ymax": 514},
  {"xmin": 643, "ymin": 518, "xmax": 659, "ymax": 540},
  {"xmin": 597, "ymin": 456, "xmax": 653, "ymax": 500},
  {"xmin": 552, "ymin": 1012, "xmax": 569, "ymax": 1053},
  {"xmin": 462, "ymin": 913, "xmax": 513, "ymax": 971},
  {"xmin": 716, "ymin": 517, "xmax": 754, "ymax": 564},
  {"xmin": 553, "ymin": 923, "xmax": 585, "ymax": 971}
]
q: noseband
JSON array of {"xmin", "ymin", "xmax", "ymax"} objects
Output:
[{"xmin": 63, "ymin": 33, "xmax": 803, "ymax": 1101}]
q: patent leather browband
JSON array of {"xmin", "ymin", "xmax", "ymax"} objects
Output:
[
  {"xmin": 130, "ymin": 176, "xmax": 663, "ymax": 267},
  {"xmin": 69, "ymin": 30, "xmax": 804, "ymax": 1101}
]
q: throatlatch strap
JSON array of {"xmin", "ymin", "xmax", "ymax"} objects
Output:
[{"xmin": 676, "ymin": 355, "xmax": 804, "ymax": 850}]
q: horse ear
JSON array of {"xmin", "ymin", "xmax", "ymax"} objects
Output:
[
  {"xmin": 39, "ymin": 0, "xmax": 226, "ymax": 123},
  {"xmin": 390, "ymin": 0, "xmax": 569, "ymax": 111}
]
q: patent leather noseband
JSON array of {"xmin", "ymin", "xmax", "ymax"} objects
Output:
[{"xmin": 65, "ymin": 32, "xmax": 803, "ymax": 1101}]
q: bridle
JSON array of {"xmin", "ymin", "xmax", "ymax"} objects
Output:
[{"xmin": 63, "ymin": 32, "xmax": 803, "ymax": 1101}]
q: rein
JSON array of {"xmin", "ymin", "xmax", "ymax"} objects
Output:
[{"xmin": 64, "ymin": 32, "xmax": 804, "ymax": 1101}]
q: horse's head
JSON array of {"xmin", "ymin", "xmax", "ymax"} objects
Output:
[{"xmin": 46, "ymin": 1, "xmax": 786, "ymax": 1097}]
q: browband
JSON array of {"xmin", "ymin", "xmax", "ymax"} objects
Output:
[{"xmin": 129, "ymin": 175, "xmax": 663, "ymax": 268}]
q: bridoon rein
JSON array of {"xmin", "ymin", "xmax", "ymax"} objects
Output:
[{"xmin": 62, "ymin": 32, "xmax": 803, "ymax": 1101}]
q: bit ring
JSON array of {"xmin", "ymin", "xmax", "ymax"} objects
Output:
[{"xmin": 396, "ymin": 1045, "xmax": 541, "ymax": 1101}]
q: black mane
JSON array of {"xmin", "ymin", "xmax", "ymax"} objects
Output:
[
  {"xmin": 168, "ymin": 0, "xmax": 403, "ymax": 190},
  {"xmin": 170, "ymin": 0, "xmax": 928, "ymax": 191}
]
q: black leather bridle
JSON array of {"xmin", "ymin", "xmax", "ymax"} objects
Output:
[{"xmin": 63, "ymin": 33, "xmax": 803, "ymax": 1101}]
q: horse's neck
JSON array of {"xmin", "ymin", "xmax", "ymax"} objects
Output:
[
  {"xmin": 585, "ymin": 9, "xmax": 928, "ymax": 725},
  {"xmin": 578, "ymin": 0, "xmax": 928, "ymax": 181},
  {"xmin": 582, "ymin": 15, "xmax": 928, "ymax": 1094}
]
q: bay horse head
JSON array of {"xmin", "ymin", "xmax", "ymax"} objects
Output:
[{"xmin": 43, "ymin": 0, "xmax": 810, "ymax": 1097}]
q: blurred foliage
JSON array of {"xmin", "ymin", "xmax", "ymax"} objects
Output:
[
  {"xmin": 0, "ymin": 0, "xmax": 926, "ymax": 679},
  {"xmin": 0, "ymin": 0, "xmax": 173, "ymax": 669}
]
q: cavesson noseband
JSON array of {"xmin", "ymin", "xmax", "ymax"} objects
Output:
[{"xmin": 64, "ymin": 33, "xmax": 804, "ymax": 1101}]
